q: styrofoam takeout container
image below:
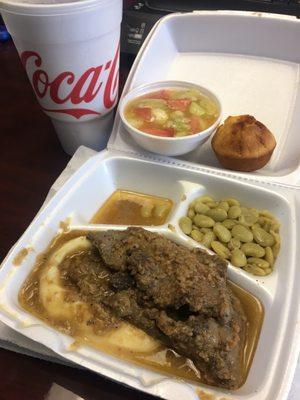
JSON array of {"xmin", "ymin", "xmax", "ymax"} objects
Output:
[
  {"xmin": 109, "ymin": 11, "xmax": 300, "ymax": 187},
  {"xmin": 119, "ymin": 80, "xmax": 222, "ymax": 156},
  {"xmin": 0, "ymin": 151, "xmax": 300, "ymax": 400},
  {"xmin": 1, "ymin": 10, "xmax": 300, "ymax": 400}
]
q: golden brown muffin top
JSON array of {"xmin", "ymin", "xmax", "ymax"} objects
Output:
[{"xmin": 212, "ymin": 115, "xmax": 276, "ymax": 159}]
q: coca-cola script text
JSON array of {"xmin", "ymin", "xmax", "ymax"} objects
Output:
[{"xmin": 20, "ymin": 43, "xmax": 119, "ymax": 119}]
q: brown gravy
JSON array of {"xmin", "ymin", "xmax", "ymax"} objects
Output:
[
  {"xmin": 91, "ymin": 190, "xmax": 173, "ymax": 226},
  {"xmin": 19, "ymin": 229, "xmax": 264, "ymax": 388}
]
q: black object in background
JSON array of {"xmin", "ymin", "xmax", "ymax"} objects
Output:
[
  {"xmin": 121, "ymin": 2, "xmax": 165, "ymax": 55},
  {"xmin": 146, "ymin": 0, "xmax": 300, "ymax": 14},
  {"xmin": 121, "ymin": 0, "xmax": 300, "ymax": 55}
]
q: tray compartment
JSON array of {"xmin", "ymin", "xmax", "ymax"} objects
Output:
[
  {"xmin": 169, "ymin": 178, "xmax": 291, "ymax": 291},
  {"xmin": 0, "ymin": 225, "xmax": 277, "ymax": 397}
]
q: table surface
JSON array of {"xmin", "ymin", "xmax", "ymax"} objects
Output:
[{"xmin": 0, "ymin": 37, "xmax": 158, "ymax": 400}]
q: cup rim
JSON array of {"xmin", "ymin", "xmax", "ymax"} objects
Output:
[
  {"xmin": 0, "ymin": 0, "xmax": 118, "ymax": 15},
  {"xmin": 119, "ymin": 80, "xmax": 222, "ymax": 142}
]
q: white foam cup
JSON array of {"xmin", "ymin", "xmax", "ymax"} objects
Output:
[{"xmin": 0, "ymin": 0, "xmax": 122, "ymax": 154}]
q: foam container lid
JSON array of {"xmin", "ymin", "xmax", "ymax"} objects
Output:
[{"xmin": 1, "ymin": 10, "xmax": 300, "ymax": 400}]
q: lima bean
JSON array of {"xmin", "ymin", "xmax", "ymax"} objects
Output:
[
  {"xmin": 188, "ymin": 209, "xmax": 195, "ymax": 219},
  {"xmin": 191, "ymin": 230, "xmax": 203, "ymax": 242},
  {"xmin": 222, "ymin": 219, "xmax": 237, "ymax": 230},
  {"xmin": 270, "ymin": 221, "xmax": 280, "ymax": 233},
  {"xmin": 240, "ymin": 243, "xmax": 265, "ymax": 257},
  {"xmin": 262, "ymin": 220, "xmax": 272, "ymax": 233},
  {"xmin": 247, "ymin": 257, "xmax": 270, "ymax": 269},
  {"xmin": 206, "ymin": 208, "xmax": 228, "ymax": 222},
  {"xmin": 228, "ymin": 205, "xmax": 241, "ymax": 219},
  {"xmin": 194, "ymin": 214, "xmax": 215, "ymax": 228},
  {"xmin": 260, "ymin": 217, "xmax": 280, "ymax": 233},
  {"xmin": 222, "ymin": 198, "xmax": 240, "ymax": 206},
  {"xmin": 213, "ymin": 223, "xmax": 231, "ymax": 243},
  {"xmin": 195, "ymin": 195, "xmax": 214, "ymax": 203},
  {"xmin": 232, "ymin": 225, "xmax": 253, "ymax": 243},
  {"xmin": 206, "ymin": 201, "xmax": 219, "ymax": 209},
  {"xmin": 240, "ymin": 207, "xmax": 248, "ymax": 214},
  {"xmin": 179, "ymin": 216, "xmax": 192, "ymax": 235},
  {"xmin": 252, "ymin": 227, "xmax": 275, "ymax": 247},
  {"xmin": 264, "ymin": 268, "xmax": 273, "ymax": 275},
  {"xmin": 258, "ymin": 216, "xmax": 267, "ymax": 226},
  {"xmin": 258, "ymin": 216, "xmax": 273, "ymax": 231},
  {"xmin": 211, "ymin": 241, "xmax": 231, "ymax": 259},
  {"xmin": 259, "ymin": 209, "xmax": 278, "ymax": 220},
  {"xmin": 200, "ymin": 227, "xmax": 212, "ymax": 234},
  {"xmin": 252, "ymin": 223, "xmax": 261, "ymax": 229},
  {"xmin": 201, "ymin": 231, "xmax": 216, "ymax": 248},
  {"xmin": 270, "ymin": 230, "xmax": 281, "ymax": 246},
  {"xmin": 243, "ymin": 264, "xmax": 266, "ymax": 276},
  {"xmin": 194, "ymin": 202, "xmax": 210, "ymax": 214},
  {"xmin": 238, "ymin": 208, "xmax": 258, "ymax": 226},
  {"xmin": 228, "ymin": 238, "xmax": 241, "ymax": 250},
  {"xmin": 264, "ymin": 247, "xmax": 274, "ymax": 266},
  {"xmin": 219, "ymin": 201, "xmax": 230, "ymax": 211},
  {"xmin": 272, "ymin": 242, "xmax": 281, "ymax": 259},
  {"xmin": 243, "ymin": 207, "xmax": 259, "ymax": 217},
  {"xmin": 231, "ymin": 249, "xmax": 247, "ymax": 267}
]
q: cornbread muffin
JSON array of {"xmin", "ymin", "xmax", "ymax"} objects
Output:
[{"xmin": 211, "ymin": 115, "xmax": 276, "ymax": 172}]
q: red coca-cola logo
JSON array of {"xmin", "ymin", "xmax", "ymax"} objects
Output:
[{"xmin": 20, "ymin": 43, "xmax": 119, "ymax": 119}]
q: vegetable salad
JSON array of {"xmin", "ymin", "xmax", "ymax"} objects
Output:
[{"xmin": 124, "ymin": 88, "xmax": 219, "ymax": 138}]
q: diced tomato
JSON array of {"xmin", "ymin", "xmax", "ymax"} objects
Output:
[
  {"xmin": 190, "ymin": 115, "xmax": 200, "ymax": 134},
  {"xmin": 133, "ymin": 107, "xmax": 152, "ymax": 121},
  {"xmin": 141, "ymin": 127, "xmax": 174, "ymax": 137},
  {"xmin": 167, "ymin": 99, "xmax": 191, "ymax": 112},
  {"xmin": 143, "ymin": 90, "xmax": 171, "ymax": 100}
]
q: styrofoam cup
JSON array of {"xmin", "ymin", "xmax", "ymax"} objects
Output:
[{"xmin": 0, "ymin": 0, "xmax": 122, "ymax": 155}]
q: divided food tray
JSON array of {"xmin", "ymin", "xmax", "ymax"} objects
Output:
[
  {"xmin": 108, "ymin": 11, "xmax": 300, "ymax": 186},
  {"xmin": 0, "ymin": 151, "xmax": 300, "ymax": 400}
]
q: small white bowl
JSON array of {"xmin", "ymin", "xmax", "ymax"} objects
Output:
[{"xmin": 119, "ymin": 80, "xmax": 222, "ymax": 156}]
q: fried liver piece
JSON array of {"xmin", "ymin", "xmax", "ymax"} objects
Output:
[
  {"xmin": 81, "ymin": 228, "xmax": 246, "ymax": 389},
  {"xmin": 88, "ymin": 228, "xmax": 232, "ymax": 320}
]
